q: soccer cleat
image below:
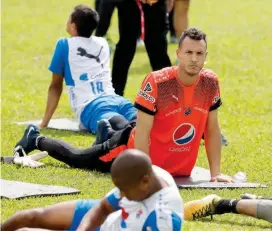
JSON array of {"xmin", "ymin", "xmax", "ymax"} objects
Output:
[
  {"xmin": 13, "ymin": 124, "xmax": 40, "ymax": 157},
  {"xmin": 184, "ymin": 194, "xmax": 221, "ymax": 220},
  {"xmin": 93, "ymin": 119, "xmax": 114, "ymax": 146}
]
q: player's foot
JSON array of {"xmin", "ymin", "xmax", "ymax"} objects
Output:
[
  {"xmin": 184, "ymin": 194, "xmax": 221, "ymax": 220},
  {"xmin": 93, "ymin": 119, "xmax": 114, "ymax": 146},
  {"xmin": 14, "ymin": 124, "xmax": 40, "ymax": 157},
  {"xmin": 221, "ymin": 134, "xmax": 228, "ymax": 146}
]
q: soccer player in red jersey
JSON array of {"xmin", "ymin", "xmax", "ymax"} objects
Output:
[
  {"xmin": 134, "ymin": 27, "xmax": 231, "ymax": 182},
  {"xmin": 10, "ymin": 28, "xmax": 230, "ymax": 182}
]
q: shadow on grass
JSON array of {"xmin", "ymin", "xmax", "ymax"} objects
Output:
[
  {"xmin": 44, "ymin": 162, "xmax": 111, "ymax": 176},
  {"xmin": 196, "ymin": 217, "xmax": 271, "ymax": 229},
  {"xmin": 136, "ymin": 45, "xmax": 147, "ymax": 53},
  {"xmin": 40, "ymin": 129, "xmax": 94, "ymax": 139}
]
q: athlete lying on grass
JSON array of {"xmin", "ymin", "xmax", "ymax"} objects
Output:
[
  {"xmin": 12, "ymin": 121, "xmax": 230, "ymax": 182},
  {"xmin": 3, "ymin": 149, "xmax": 184, "ymax": 231},
  {"xmin": 2, "ymin": 187, "xmax": 271, "ymax": 231}
]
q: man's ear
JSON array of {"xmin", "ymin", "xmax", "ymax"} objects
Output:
[
  {"xmin": 176, "ymin": 48, "xmax": 180, "ymax": 58},
  {"xmin": 72, "ymin": 23, "xmax": 77, "ymax": 32}
]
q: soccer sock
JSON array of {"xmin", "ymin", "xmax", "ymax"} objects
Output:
[{"xmin": 215, "ymin": 199, "xmax": 240, "ymax": 214}]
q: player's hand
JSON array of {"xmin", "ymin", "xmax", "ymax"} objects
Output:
[
  {"xmin": 210, "ymin": 174, "xmax": 234, "ymax": 183},
  {"xmin": 39, "ymin": 121, "xmax": 48, "ymax": 129}
]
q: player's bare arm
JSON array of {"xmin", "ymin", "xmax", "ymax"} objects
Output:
[
  {"xmin": 76, "ymin": 198, "xmax": 114, "ymax": 231},
  {"xmin": 2, "ymin": 200, "xmax": 77, "ymax": 231},
  {"xmin": 40, "ymin": 74, "xmax": 63, "ymax": 128},
  {"xmin": 135, "ymin": 110, "xmax": 154, "ymax": 155},
  {"xmin": 204, "ymin": 109, "xmax": 232, "ymax": 182}
]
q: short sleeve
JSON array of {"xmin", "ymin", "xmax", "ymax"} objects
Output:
[
  {"xmin": 48, "ymin": 38, "xmax": 68, "ymax": 76},
  {"xmin": 209, "ymin": 78, "xmax": 222, "ymax": 111},
  {"xmin": 134, "ymin": 73, "xmax": 157, "ymax": 115},
  {"xmin": 105, "ymin": 188, "xmax": 121, "ymax": 211}
]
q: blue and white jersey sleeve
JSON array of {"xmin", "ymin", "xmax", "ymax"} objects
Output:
[
  {"xmin": 49, "ymin": 38, "xmax": 68, "ymax": 76},
  {"xmin": 105, "ymin": 188, "xmax": 122, "ymax": 211},
  {"xmin": 142, "ymin": 210, "xmax": 183, "ymax": 231}
]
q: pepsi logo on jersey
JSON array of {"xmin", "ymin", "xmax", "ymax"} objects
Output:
[{"xmin": 173, "ymin": 123, "xmax": 195, "ymax": 145}]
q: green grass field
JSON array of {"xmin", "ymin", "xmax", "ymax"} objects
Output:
[{"xmin": 1, "ymin": 0, "xmax": 272, "ymax": 230}]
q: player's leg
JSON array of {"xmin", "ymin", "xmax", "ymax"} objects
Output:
[
  {"xmin": 173, "ymin": 0, "xmax": 190, "ymax": 38},
  {"xmin": 108, "ymin": 115, "xmax": 130, "ymax": 130},
  {"xmin": 92, "ymin": 119, "xmax": 115, "ymax": 146},
  {"xmin": 80, "ymin": 97, "xmax": 123, "ymax": 134},
  {"xmin": 36, "ymin": 136, "xmax": 113, "ymax": 171},
  {"xmin": 13, "ymin": 125, "xmax": 112, "ymax": 171},
  {"xmin": 37, "ymin": 123, "xmax": 133, "ymax": 171},
  {"xmin": 81, "ymin": 96, "xmax": 133, "ymax": 133},
  {"xmin": 168, "ymin": 8, "xmax": 178, "ymax": 43},
  {"xmin": 116, "ymin": 95, "xmax": 137, "ymax": 124},
  {"xmin": 81, "ymin": 96, "xmax": 131, "ymax": 133},
  {"xmin": 94, "ymin": 0, "xmax": 101, "ymax": 12},
  {"xmin": 95, "ymin": 0, "xmax": 116, "ymax": 37},
  {"xmin": 143, "ymin": 0, "xmax": 172, "ymax": 71},
  {"xmin": 214, "ymin": 197, "xmax": 272, "ymax": 223},
  {"xmin": 111, "ymin": 1, "xmax": 140, "ymax": 96},
  {"xmin": 94, "ymin": 95, "xmax": 137, "ymax": 131},
  {"xmin": 2, "ymin": 200, "xmax": 98, "ymax": 231}
]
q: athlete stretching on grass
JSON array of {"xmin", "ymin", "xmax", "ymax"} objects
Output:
[
  {"xmin": 134, "ymin": 27, "xmax": 230, "ymax": 180},
  {"xmin": 12, "ymin": 28, "xmax": 231, "ymax": 180},
  {"xmin": 2, "ymin": 149, "xmax": 184, "ymax": 231},
  {"xmin": 40, "ymin": 5, "xmax": 137, "ymax": 134},
  {"xmin": 2, "ymin": 183, "xmax": 271, "ymax": 231}
]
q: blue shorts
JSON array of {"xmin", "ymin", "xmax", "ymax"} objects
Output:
[
  {"xmin": 80, "ymin": 95, "xmax": 137, "ymax": 134},
  {"xmin": 68, "ymin": 199, "xmax": 101, "ymax": 231}
]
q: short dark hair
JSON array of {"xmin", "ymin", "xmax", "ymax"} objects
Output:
[
  {"xmin": 178, "ymin": 27, "xmax": 207, "ymax": 48},
  {"xmin": 71, "ymin": 5, "xmax": 99, "ymax": 38}
]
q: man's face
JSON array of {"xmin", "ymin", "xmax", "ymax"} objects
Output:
[
  {"xmin": 176, "ymin": 37, "xmax": 207, "ymax": 76},
  {"xmin": 113, "ymin": 175, "xmax": 150, "ymax": 201}
]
